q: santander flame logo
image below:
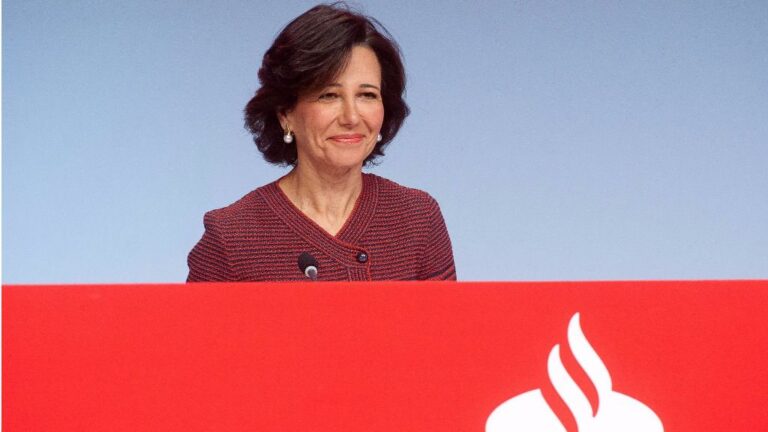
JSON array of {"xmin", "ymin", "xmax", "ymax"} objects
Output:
[{"xmin": 486, "ymin": 313, "xmax": 663, "ymax": 432}]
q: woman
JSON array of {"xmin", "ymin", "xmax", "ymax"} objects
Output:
[{"xmin": 187, "ymin": 4, "xmax": 455, "ymax": 281}]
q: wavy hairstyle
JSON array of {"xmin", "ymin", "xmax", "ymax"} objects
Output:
[{"xmin": 244, "ymin": 3, "xmax": 409, "ymax": 166}]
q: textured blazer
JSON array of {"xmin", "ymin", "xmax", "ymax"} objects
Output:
[{"xmin": 187, "ymin": 174, "xmax": 456, "ymax": 281}]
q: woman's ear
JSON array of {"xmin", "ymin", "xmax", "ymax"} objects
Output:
[{"xmin": 277, "ymin": 108, "xmax": 292, "ymax": 130}]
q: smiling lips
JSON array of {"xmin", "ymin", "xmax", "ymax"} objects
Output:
[{"xmin": 328, "ymin": 133, "xmax": 366, "ymax": 144}]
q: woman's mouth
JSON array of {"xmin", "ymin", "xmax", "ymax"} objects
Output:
[{"xmin": 328, "ymin": 133, "xmax": 365, "ymax": 144}]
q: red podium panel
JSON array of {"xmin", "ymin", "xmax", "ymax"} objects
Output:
[{"xmin": 4, "ymin": 281, "xmax": 768, "ymax": 431}]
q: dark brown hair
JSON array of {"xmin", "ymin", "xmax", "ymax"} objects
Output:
[{"xmin": 244, "ymin": 3, "xmax": 409, "ymax": 166}]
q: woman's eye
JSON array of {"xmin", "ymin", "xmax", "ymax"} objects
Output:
[
  {"xmin": 318, "ymin": 92, "xmax": 338, "ymax": 100},
  {"xmin": 361, "ymin": 92, "xmax": 380, "ymax": 99}
]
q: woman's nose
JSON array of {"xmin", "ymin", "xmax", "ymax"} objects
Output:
[{"xmin": 339, "ymin": 98, "xmax": 360, "ymax": 126}]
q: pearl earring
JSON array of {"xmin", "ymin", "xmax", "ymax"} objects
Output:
[
  {"xmin": 283, "ymin": 128, "xmax": 293, "ymax": 144},
  {"xmin": 377, "ymin": 133, "xmax": 383, "ymax": 142}
]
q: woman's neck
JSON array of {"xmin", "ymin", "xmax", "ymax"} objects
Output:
[{"xmin": 278, "ymin": 163, "xmax": 363, "ymax": 236}]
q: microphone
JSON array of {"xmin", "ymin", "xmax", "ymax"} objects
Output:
[{"xmin": 298, "ymin": 252, "xmax": 319, "ymax": 281}]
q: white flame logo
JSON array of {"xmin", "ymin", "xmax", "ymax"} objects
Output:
[{"xmin": 486, "ymin": 313, "xmax": 663, "ymax": 432}]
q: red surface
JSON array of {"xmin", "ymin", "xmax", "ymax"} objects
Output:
[{"xmin": 4, "ymin": 281, "xmax": 768, "ymax": 431}]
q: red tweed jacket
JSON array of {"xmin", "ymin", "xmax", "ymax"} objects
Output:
[{"xmin": 187, "ymin": 174, "xmax": 456, "ymax": 281}]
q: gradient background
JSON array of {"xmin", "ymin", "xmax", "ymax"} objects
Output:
[{"xmin": 3, "ymin": 1, "xmax": 767, "ymax": 283}]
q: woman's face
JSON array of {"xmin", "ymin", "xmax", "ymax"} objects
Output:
[{"xmin": 281, "ymin": 45, "xmax": 385, "ymax": 174}]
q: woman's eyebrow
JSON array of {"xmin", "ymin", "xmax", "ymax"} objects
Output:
[{"xmin": 325, "ymin": 83, "xmax": 381, "ymax": 91}]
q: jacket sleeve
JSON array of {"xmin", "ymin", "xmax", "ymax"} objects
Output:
[
  {"xmin": 419, "ymin": 198, "xmax": 457, "ymax": 281},
  {"xmin": 187, "ymin": 211, "xmax": 235, "ymax": 282}
]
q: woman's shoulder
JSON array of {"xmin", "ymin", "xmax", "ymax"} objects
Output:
[
  {"xmin": 366, "ymin": 173, "xmax": 439, "ymax": 207},
  {"xmin": 363, "ymin": 173, "xmax": 435, "ymax": 202},
  {"xmin": 201, "ymin": 182, "xmax": 277, "ymax": 226}
]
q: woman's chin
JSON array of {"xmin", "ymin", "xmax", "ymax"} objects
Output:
[
  {"xmin": 323, "ymin": 160, "xmax": 366, "ymax": 174},
  {"xmin": 320, "ymin": 150, "xmax": 372, "ymax": 172}
]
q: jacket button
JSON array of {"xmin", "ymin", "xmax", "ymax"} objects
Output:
[{"xmin": 356, "ymin": 252, "xmax": 368, "ymax": 263}]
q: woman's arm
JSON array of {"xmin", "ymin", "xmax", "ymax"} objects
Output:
[
  {"xmin": 419, "ymin": 198, "xmax": 457, "ymax": 281},
  {"xmin": 187, "ymin": 212, "xmax": 235, "ymax": 282}
]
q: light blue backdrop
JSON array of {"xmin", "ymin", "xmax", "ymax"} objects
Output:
[{"xmin": 4, "ymin": 1, "xmax": 767, "ymax": 283}]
